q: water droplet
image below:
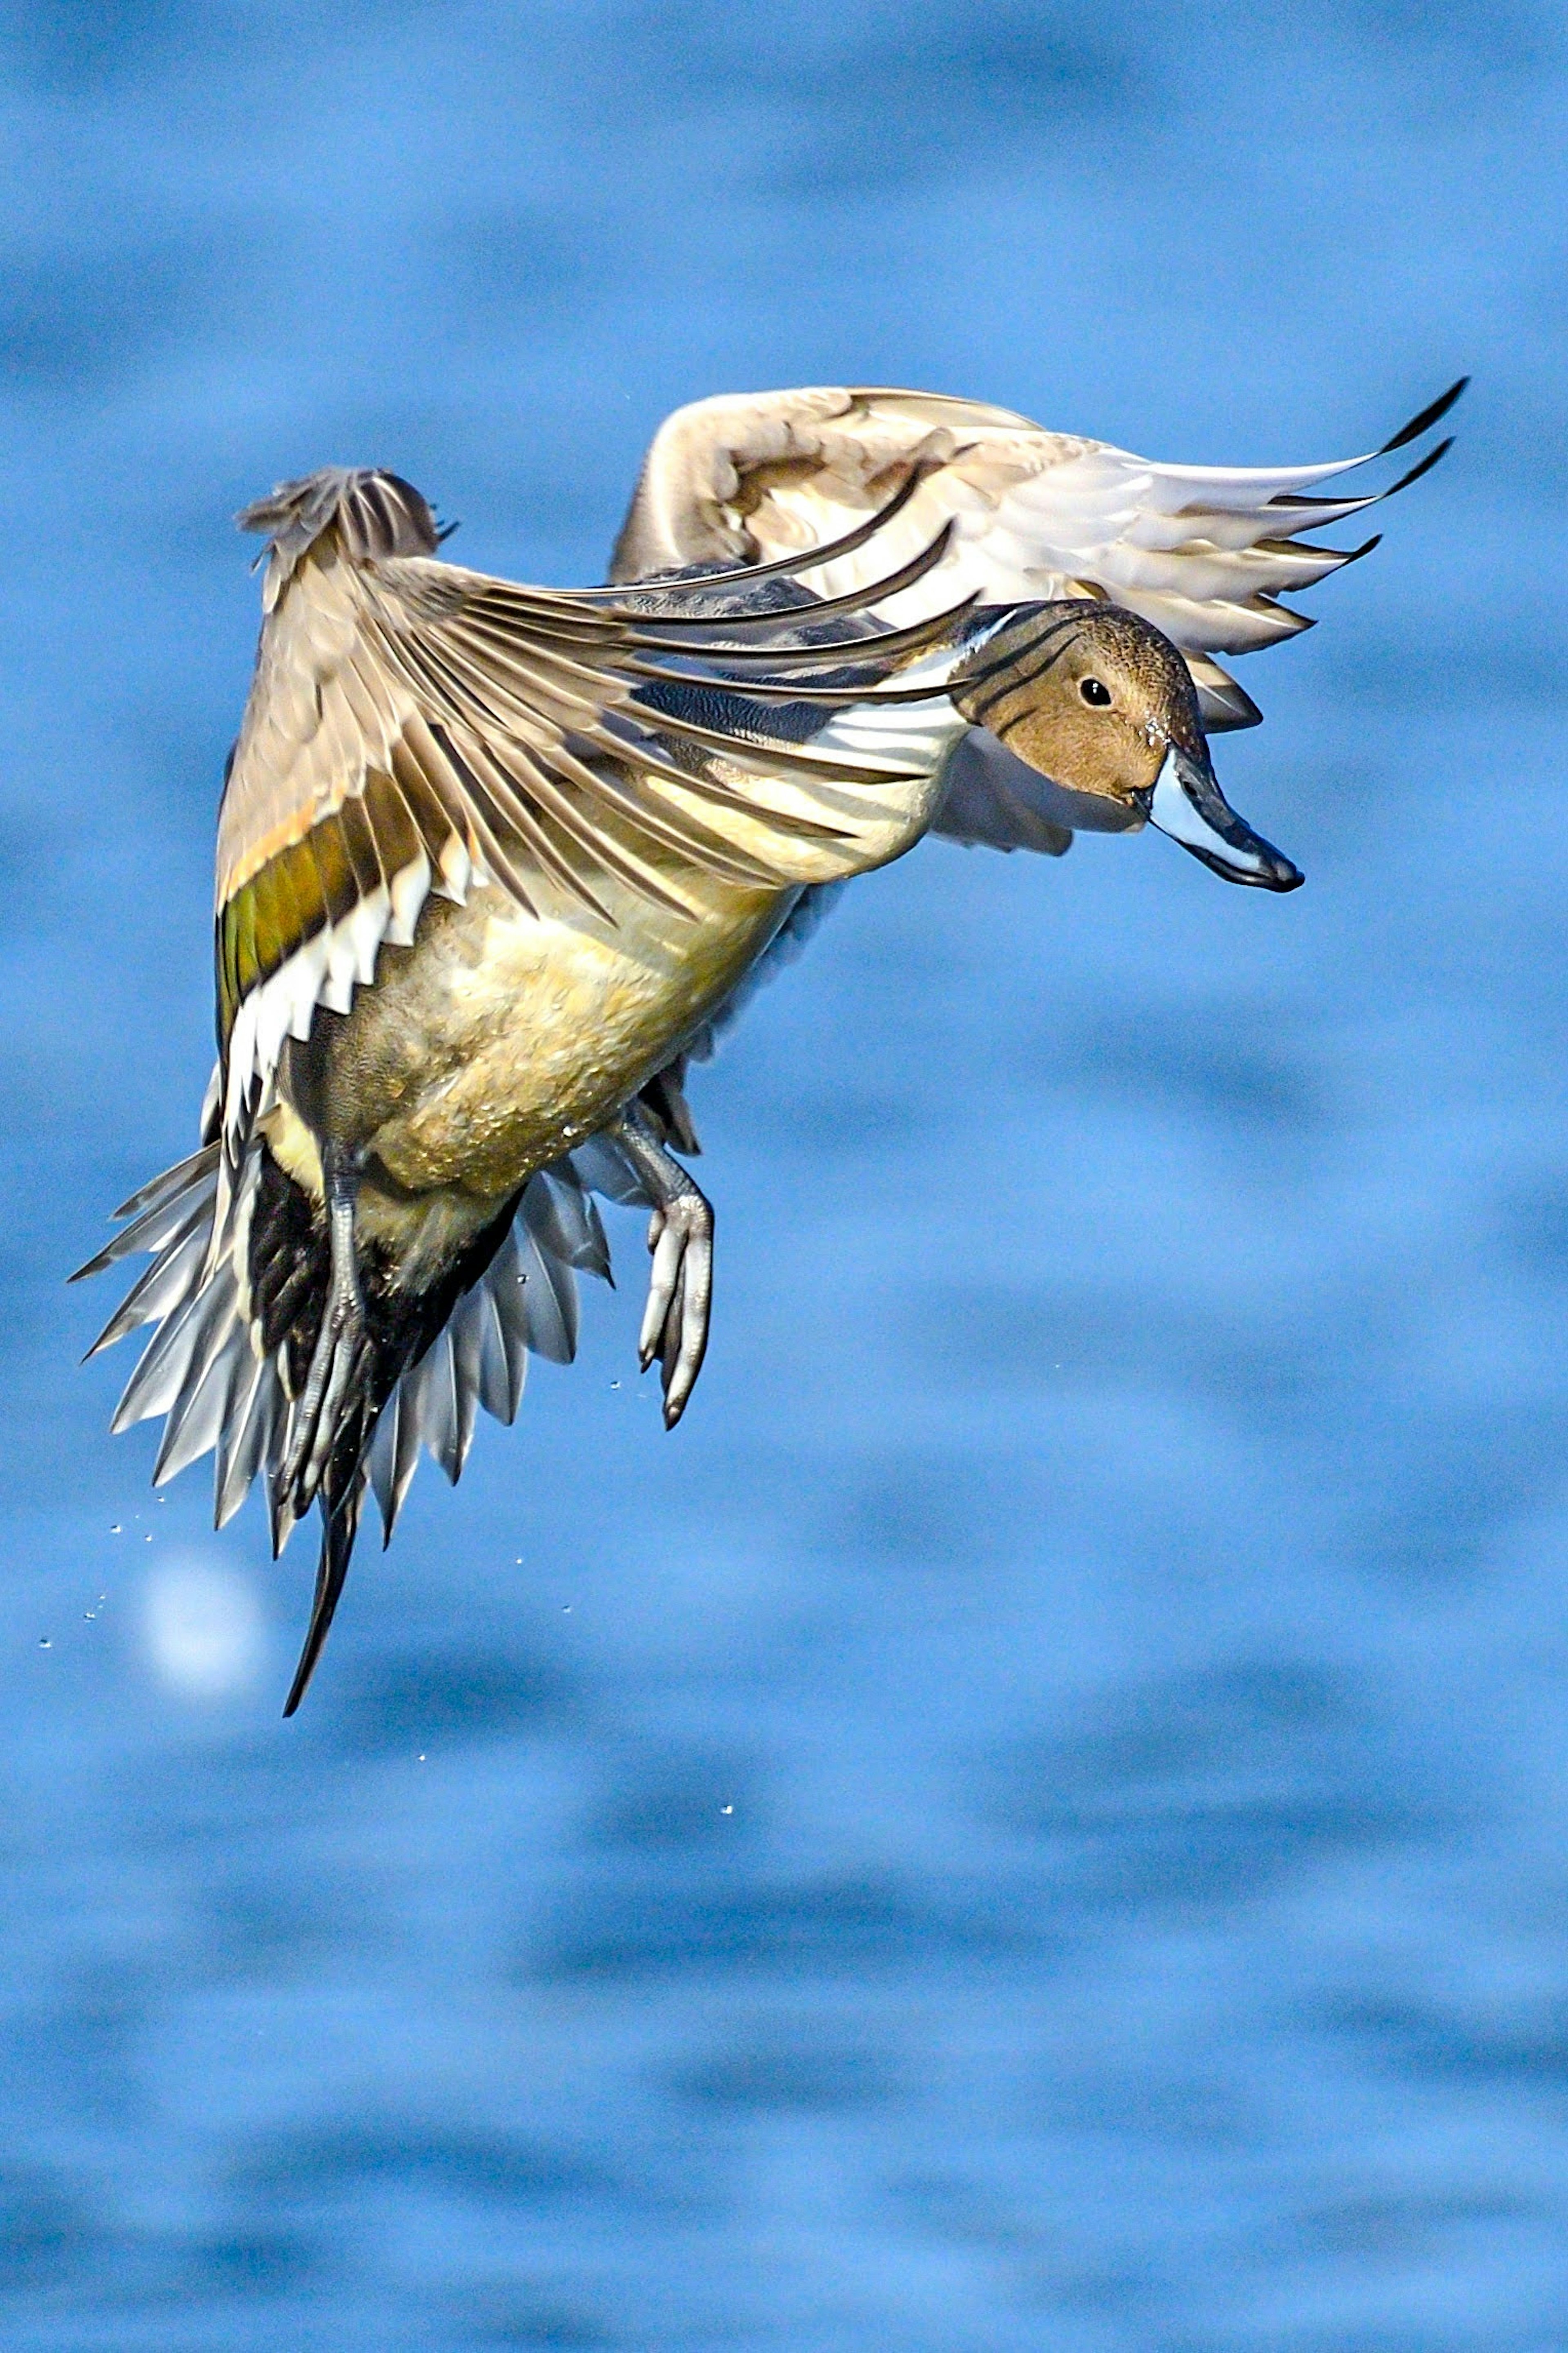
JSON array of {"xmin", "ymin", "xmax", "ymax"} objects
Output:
[
  {"xmin": 38, "ymin": 1637, "xmax": 50, "ymax": 1649},
  {"xmin": 109, "ymin": 1525, "xmax": 121, "ymax": 1535},
  {"xmin": 562, "ymin": 1605, "xmax": 572, "ymax": 1614},
  {"xmin": 143, "ymin": 1534, "xmax": 152, "ymax": 1543},
  {"xmin": 417, "ymin": 1753, "xmax": 426, "ymax": 1763},
  {"xmin": 83, "ymin": 1611, "xmax": 96, "ymax": 1621},
  {"xmin": 720, "ymin": 1804, "xmax": 733, "ymax": 1815},
  {"xmin": 609, "ymin": 1380, "xmax": 621, "ymax": 1391}
]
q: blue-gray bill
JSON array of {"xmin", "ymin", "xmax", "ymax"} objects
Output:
[{"xmin": 1142, "ymin": 747, "xmax": 1304, "ymax": 892}]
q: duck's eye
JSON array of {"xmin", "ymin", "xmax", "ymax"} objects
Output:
[{"xmin": 1079, "ymin": 677, "xmax": 1112, "ymax": 707}]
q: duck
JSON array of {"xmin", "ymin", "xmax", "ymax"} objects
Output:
[{"xmin": 75, "ymin": 378, "xmax": 1460, "ymax": 1712}]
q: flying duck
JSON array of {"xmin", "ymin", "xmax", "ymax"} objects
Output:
[{"xmin": 76, "ymin": 378, "xmax": 1460, "ymax": 1710}]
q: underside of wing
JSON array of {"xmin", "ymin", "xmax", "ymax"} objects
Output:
[
  {"xmin": 214, "ymin": 467, "xmax": 977, "ymax": 1149},
  {"xmin": 609, "ymin": 380, "xmax": 1465, "ymax": 733}
]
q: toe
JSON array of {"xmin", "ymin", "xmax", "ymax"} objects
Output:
[{"xmin": 639, "ymin": 1220, "xmax": 683, "ymax": 1369}]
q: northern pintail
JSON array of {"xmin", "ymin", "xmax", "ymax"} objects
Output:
[{"xmin": 76, "ymin": 379, "xmax": 1459, "ymax": 1708}]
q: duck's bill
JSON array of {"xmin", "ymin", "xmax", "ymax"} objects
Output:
[{"xmin": 1142, "ymin": 747, "xmax": 1303, "ymax": 892}]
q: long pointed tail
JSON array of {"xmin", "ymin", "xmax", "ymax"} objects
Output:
[
  {"xmin": 282, "ymin": 1482, "xmax": 363, "ymax": 1716},
  {"xmin": 75, "ymin": 1130, "xmax": 633, "ymax": 1712}
]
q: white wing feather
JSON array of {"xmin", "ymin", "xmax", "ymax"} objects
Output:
[{"xmin": 610, "ymin": 384, "xmax": 1453, "ymax": 731}]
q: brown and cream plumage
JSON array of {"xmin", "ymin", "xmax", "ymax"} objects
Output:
[{"xmin": 76, "ymin": 378, "xmax": 1458, "ymax": 1713}]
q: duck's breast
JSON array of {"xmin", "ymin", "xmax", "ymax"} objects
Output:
[{"xmin": 289, "ymin": 873, "xmax": 793, "ymax": 1200}]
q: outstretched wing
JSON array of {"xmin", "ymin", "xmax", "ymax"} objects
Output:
[
  {"xmin": 609, "ymin": 380, "xmax": 1465, "ymax": 734},
  {"xmin": 215, "ymin": 467, "xmax": 971, "ymax": 1148}
]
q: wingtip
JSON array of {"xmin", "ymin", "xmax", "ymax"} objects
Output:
[
  {"xmin": 1382, "ymin": 435, "xmax": 1456, "ymax": 502},
  {"xmin": 1377, "ymin": 376, "xmax": 1469, "ymax": 457}
]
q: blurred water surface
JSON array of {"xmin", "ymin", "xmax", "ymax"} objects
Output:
[{"xmin": 4, "ymin": 4, "xmax": 1567, "ymax": 2346}]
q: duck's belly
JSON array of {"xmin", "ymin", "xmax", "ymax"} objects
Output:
[{"xmin": 293, "ymin": 876, "xmax": 793, "ymax": 1201}]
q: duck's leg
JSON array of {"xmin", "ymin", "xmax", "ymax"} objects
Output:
[
  {"xmin": 605, "ymin": 1104, "xmax": 714, "ymax": 1429},
  {"xmin": 282, "ymin": 1140, "xmax": 372, "ymax": 1510}
]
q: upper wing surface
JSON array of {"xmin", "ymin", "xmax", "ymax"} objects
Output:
[{"xmin": 610, "ymin": 381, "xmax": 1463, "ymax": 733}]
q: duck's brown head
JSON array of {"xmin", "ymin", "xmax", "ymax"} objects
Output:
[{"xmin": 949, "ymin": 601, "xmax": 1303, "ymax": 890}]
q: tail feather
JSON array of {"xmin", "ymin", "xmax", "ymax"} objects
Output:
[
  {"xmin": 477, "ymin": 1230, "xmax": 528, "ymax": 1422},
  {"xmin": 85, "ymin": 1215, "xmax": 209, "ymax": 1357},
  {"xmin": 215, "ymin": 1349, "xmax": 282, "ymax": 1528},
  {"xmin": 522, "ymin": 1164, "xmax": 612, "ymax": 1278},
  {"xmin": 110, "ymin": 1142, "xmax": 221, "ymax": 1231},
  {"xmin": 368, "ymin": 1381, "xmax": 423, "ymax": 1547},
  {"xmin": 71, "ymin": 1146, "xmax": 221, "ymax": 1282},
  {"xmin": 402, "ymin": 1328, "xmax": 465, "ymax": 1485},
  {"xmin": 153, "ymin": 1322, "xmax": 247, "ymax": 1485},
  {"xmin": 450, "ymin": 1298, "xmax": 486, "ymax": 1468},
  {"xmin": 267, "ymin": 1452, "xmax": 299, "ymax": 1563},
  {"xmin": 567, "ymin": 1133, "xmax": 653, "ymax": 1207},
  {"xmin": 110, "ymin": 1257, "xmax": 234, "ymax": 1434},
  {"xmin": 77, "ymin": 1121, "xmax": 655, "ymax": 1706},
  {"xmin": 517, "ymin": 1222, "xmax": 579, "ymax": 1363},
  {"xmin": 281, "ymin": 1483, "xmax": 363, "ymax": 1717},
  {"xmin": 475, "ymin": 1282, "xmax": 520, "ymax": 1424}
]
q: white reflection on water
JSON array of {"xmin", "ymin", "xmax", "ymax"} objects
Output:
[{"xmin": 141, "ymin": 1555, "xmax": 265, "ymax": 1698}]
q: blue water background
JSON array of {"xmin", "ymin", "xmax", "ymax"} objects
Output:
[{"xmin": 3, "ymin": 4, "xmax": 1567, "ymax": 2344}]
